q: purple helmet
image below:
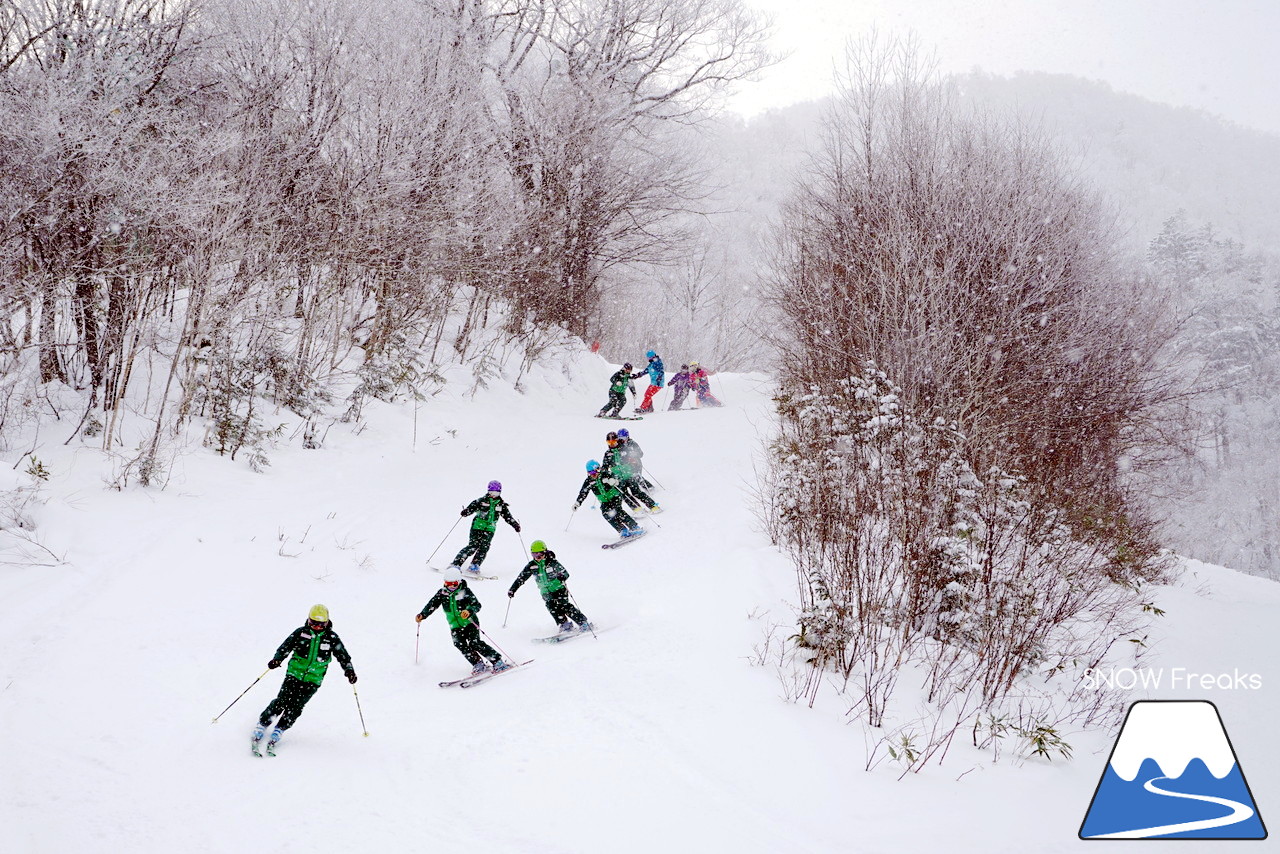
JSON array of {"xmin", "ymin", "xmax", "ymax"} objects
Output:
[
  {"xmin": 617, "ymin": 428, "xmax": 630, "ymax": 439},
  {"xmin": 487, "ymin": 480, "xmax": 502, "ymax": 492}
]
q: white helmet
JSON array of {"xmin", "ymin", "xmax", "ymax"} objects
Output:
[{"xmin": 443, "ymin": 567, "xmax": 462, "ymax": 584}]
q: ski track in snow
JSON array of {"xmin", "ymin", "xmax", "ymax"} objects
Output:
[
  {"xmin": 1, "ymin": 360, "xmax": 1277, "ymax": 854},
  {"xmin": 1085, "ymin": 776, "xmax": 1256, "ymax": 839}
]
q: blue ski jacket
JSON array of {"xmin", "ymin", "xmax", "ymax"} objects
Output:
[{"xmin": 642, "ymin": 356, "xmax": 664, "ymax": 387}]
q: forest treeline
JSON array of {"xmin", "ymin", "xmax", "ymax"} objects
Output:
[{"xmin": 0, "ymin": 0, "xmax": 770, "ymax": 473}]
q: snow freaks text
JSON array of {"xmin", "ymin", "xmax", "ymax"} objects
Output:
[{"xmin": 1083, "ymin": 668, "xmax": 1263, "ymax": 691}]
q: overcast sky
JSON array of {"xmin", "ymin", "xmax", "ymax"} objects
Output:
[{"xmin": 728, "ymin": 0, "xmax": 1280, "ymax": 137}]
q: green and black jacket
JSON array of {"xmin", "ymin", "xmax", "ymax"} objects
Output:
[
  {"xmin": 509, "ymin": 552, "xmax": 569, "ymax": 599},
  {"xmin": 608, "ymin": 368, "xmax": 636, "ymax": 395},
  {"xmin": 601, "ymin": 445, "xmax": 635, "ymax": 480},
  {"xmin": 461, "ymin": 494, "xmax": 519, "ymax": 533},
  {"xmin": 576, "ymin": 472, "xmax": 622, "ymax": 505},
  {"xmin": 619, "ymin": 439, "xmax": 644, "ymax": 473},
  {"xmin": 420, "ymin": 582, "xmax": 483, "ymax": 629},
  {"xmin": 273, "ymin": 622, "xmax": 354, "ymax": 686}
]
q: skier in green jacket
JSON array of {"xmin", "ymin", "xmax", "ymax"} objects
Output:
[
  {"xmin": 573, "ymin": 459, "xmax": 643, "ymax": 536},
  {"xmin": 253, "ymin": 604, "xmax": 356, "ymax": 754},
  {"xmin": 507, "ymin": 540, "xmax": 593, "ymax": 634},
  {"xmin": 603, "ymin": 431, "xmax": 660, "ymax": 512},
  {"xmin": 450, "ymin": 480, "xmax": 521, "ymax": 578},
  {"xmin": 416, "ymin": 567, "xmax": 511, "ymax": 675},
  {"xmin": 596, "ymin": 363, "xmax": 636, "ymax": 418}
]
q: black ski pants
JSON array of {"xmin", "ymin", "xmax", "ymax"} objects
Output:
[
  {"xmin": 451, "ymin": 623, "xmax": 502, "ymax": 666},
  {"xmin": 259, "ymin": 675, "xmax": 321, "ymax": 731},
  {"xmin": 600, "ymin": 496, "xmax": 638, "ymax": 534},
  {"xmin": 452, "ymin": 528, "xmax": 495, "ymax": 567},
  {"xmin": 599, "ymin": 390, "xmax": 626, "ymax": 417},
  {"xmin": 543, "ymin": 588, "xmax": 588, "ymax": 626},
  {"xmin": 621, "ymin": 477, "xmax": 657, "ymax": 510}
]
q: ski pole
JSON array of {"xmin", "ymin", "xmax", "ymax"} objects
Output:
[
  {"xmin": 425, "ymin": 516, "xmax": 463, "ymax": 565},
  {"xmin": 415, "ymin": 622, "xmax": 421, "ymax": 665},
  {"xmin": 353, "ymin": 685, "xmax": 369, "ymax": 737},
  {"xmin": 570, "ymin": 591, "xmax": 597, "ymax": 639},
  {"xmin": 211, "ymin": 668, "xmax": 269, "ymax": 723},
  {"xmin": 565, "ymin": 505, "xmax": 578, "ymax": 531},
  {"xmin": 478, "ymin": 625, "xmax": 515, "ymax": 663},
  {"xmin": 502, "ymin": 595, "xmax": 513, "ymax": 628},
  {"xmin": 643, "ymin": 469, "xmax": 664, "ymax": 490}
]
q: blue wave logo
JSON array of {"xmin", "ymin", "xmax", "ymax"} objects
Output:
[{"xmin": 1080, "ymin": 701, "xmax": 1266, "ymax": 839}]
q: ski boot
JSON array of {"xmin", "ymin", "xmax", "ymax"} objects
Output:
[
  {"xmin": 558, "ymin": 621, "xmax": 576, "ymax": 634},
  {"xmin": 251, "ymin": 724, "xmax": 267, "ymax": 756},
  {"xmin": 266, "ymin": 727, "xmax": 283, "ymax": 757},
  {"xmin": 470, "ymin": 660, "xmax": 491, "ymax": 676},
  {"xmin": 491, "ymin": 659, "xmax": 513, "ymax": 673}
]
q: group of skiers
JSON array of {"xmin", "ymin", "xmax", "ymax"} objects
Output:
[
  {"xmin": 246, "ymin": 352, "xmax": 706, "ymax": 754},
  {"xmin": 596, "ymin": 350, "xmax": 721, "ymax": 417},
  {"xmin": 574, "ymin": 428, "xmax": 660, "ymax": 538},
  {"xmin": 249, "ymin": 428, "xmax": 657, "ymax": 752},
  {"xmin": 251, "ymin": 526, "xmax": 597, "ymax": 753}
]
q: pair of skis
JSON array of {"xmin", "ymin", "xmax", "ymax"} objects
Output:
[
  {"xmin": 430, "ymin": 564, "xmax": 498, "ymax": 581},
  {"xmin": 438, "ymin": 659, "xmax": 534, "ymax": 689},
  {"xmin": 602, "ymin": 528, "xmax": 648, "ymax": 549},
  {"xmin": 533, "ymin": 626, "xmax": 602, "ymax": 644}
]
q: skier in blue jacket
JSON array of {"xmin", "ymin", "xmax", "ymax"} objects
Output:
[{"xmin": 634, "ymin": 350, "xmax": 664, "ymax": 413}]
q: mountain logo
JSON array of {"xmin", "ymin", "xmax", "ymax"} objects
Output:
[{"xmin": 1079, "ymin": 700, "xmax": 1267, "ymax": 840}]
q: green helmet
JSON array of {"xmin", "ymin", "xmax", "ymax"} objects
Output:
[{"xmin": 530, "ymin": 540, "xmax": 547, "ymax": 553}]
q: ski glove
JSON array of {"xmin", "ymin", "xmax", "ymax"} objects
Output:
[
  {"xmin": 507, "ymin": 590, "xmax": 515, "ymax": 598},
  {"xmin": 346, "ymin": 670, "xmax": 357, "ymax": 684},
  {"xmin": 459, "ymin": 609, "xmax": 470, "ymax": 620},
  {"xmin": 572, "ymin": 502, "xmax": 580, "ymax": 511},
  {"xmin": 268, "ymin": 659, "xmax": 282, "ymax": 669},
  {"xmin": 414, "ymin": 613, "xmax": 424, "ymax": 623},
  {"xmin": 512, "ymin": 521, "xmax": 521, "ymax": 533}
]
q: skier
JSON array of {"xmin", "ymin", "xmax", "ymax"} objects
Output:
[
  {"xmin": 596, "ymin": 363, "xmax": 637, "ymax": 418},
  {"xmin": 615, "ymin": 428, "xmax": 654, "ymax": 491},
  {"xmin": 449, "ymin": 480, "xmax": 521, "ymax": 578},
  {"xmin": 689, "ymin": 362, "xmax": 723, "ymax": 407},
  {"xmin": 253, "ymin": 604, "xmax": 357, "ymax": 755},
  {"xmin": 667, "ymin": 365, "xmax": 693, "ymax": 410},
  {"xmin": 507, "ymin": 540, "xmax": 593, "ymax": 634},
  {"xmin": 603, "ymin": 431, "xmax": 659, "ymax": 512},
  {"xmin": 633, "ymin": 350, "xmax": 665, "ymax": 413},
  {"xmin": 573, "ymin": 459, "xmax": 643, "ymax": 537},
  {"xmin": 416, "ymin": 567, "xmax": 511, "ymax": 675}
]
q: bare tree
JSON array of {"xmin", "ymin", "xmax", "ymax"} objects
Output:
[
  {"xmin": 770, "ymin": 35, "xmax": 1186, "ymax": 545},
  {"xmin": 486, "ymin": 0, "xmax": 772, "ymax": 338},
  {"xmin": 760, "ymin": 35, "xmax": 1184, "ymax": 768}
]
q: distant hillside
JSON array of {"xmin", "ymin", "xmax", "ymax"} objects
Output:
[
  {"xmin": 954, "ymin": 71, "xmax": 1280, "ymax": 250},
  {"xmin": 713, "ymin": 71, "xmax": 1280, "ymax": 255}
]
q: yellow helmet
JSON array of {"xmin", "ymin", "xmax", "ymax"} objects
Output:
[{"xmin": 308, "ymin": 604, "xmax": 330, "ymax": 622}]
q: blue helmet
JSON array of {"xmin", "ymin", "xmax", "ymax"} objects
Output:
[
  {"xmin": 586, "ymin": 459, "xmax": 600, "ymax": 472},
  {"xmin": 646, "ymin": 350, "xmax": 656, "ymax": 358},
  {"xmin": 617, "ymin": 428, "xmax": 630, "ymax": 439}
]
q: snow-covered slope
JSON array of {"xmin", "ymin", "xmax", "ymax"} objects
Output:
[{"xmin": 1, "ymin": 355, "xmax": 1275, "ymax": 853}]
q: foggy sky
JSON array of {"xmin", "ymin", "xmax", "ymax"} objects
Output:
[{"xmin": 730, "ymin": 0, "xmax": 1280, "ymax": 137}]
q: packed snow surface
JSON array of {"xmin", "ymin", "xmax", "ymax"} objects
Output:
[{"xmin": 1, "ymin": 356, "xmax": 1275, "ymax": 853}]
